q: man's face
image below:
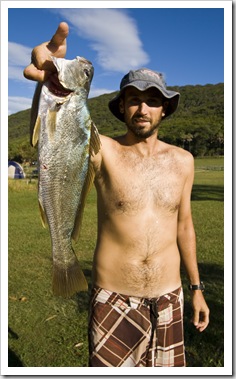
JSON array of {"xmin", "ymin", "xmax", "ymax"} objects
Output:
[{"xmin": 119, "ymin": 87, "xmax": 167, "ymax": 139}]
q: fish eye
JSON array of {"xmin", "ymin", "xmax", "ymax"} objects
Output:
[{"xmin": 84, "ymin": 69, "xmax": 90, "ymax": 77}]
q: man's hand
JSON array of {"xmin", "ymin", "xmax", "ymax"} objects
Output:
[
  {"xmin": 23, "ymin": 22, "xmax": 69, "ymax": 82},
  {"xmin": 191, "ymin": 291, "xmax": 210, "ymax": 332}
]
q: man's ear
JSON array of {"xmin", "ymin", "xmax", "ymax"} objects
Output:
[
  {"xmin": 119, "ymin": 98, "xmax": 124, "ymax": 114},
  {"xmin": 162, "ymin": 101, "xmax": 169, "ymax": 117}
]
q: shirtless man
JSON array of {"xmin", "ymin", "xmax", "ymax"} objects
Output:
[{"xmin": 24, "ymin": 22, "xmax": 209, "ymax": 367}]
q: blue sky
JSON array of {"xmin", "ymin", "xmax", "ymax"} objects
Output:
[{"xmin": 6, "ymin": 4, "xmax": 226, "ymax": 115}]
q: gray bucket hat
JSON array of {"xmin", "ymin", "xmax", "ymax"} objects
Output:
[{"xmin": 108, "ymin": 68, "xmax": 180, "ymax": 121}]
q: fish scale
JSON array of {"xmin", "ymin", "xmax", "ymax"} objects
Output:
[{"xmin": 31, "ymin": 56, "xmax": 100, "ymax": 298}]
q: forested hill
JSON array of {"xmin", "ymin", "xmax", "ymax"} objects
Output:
[{"xmin": 8, "ymin": 82, "xmax": 223, "ymax": 161}]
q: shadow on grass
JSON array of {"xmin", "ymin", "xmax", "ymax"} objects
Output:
[
  {"xmin": 191, "ymin": 184, "xmax": 224, "ymax": 202},
  {"xmin": 8, "ymin": 327, "xmax": 24, "ymax": 367},
  {"xmin": 8, "ymin": 348, "xmax": 24, "ymax": 367},
  {"xmin": 75, "ymin": 266, "xmax": 92, "ymax": 313},
  {"xmin": 182, "ymin": 262, "xmax": 224, "ymax": 367}
]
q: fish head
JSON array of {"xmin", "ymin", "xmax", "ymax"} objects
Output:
[{"xmin": 51, "ymin": 56, "xmax": 94, "ymax": 96}]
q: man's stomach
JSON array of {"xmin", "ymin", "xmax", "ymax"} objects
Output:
[{"xmin": 92, "ymin": 215, "xmax": 181, "ymax": 298}]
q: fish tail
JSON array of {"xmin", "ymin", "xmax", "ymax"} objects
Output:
[{"xmin": 52, "ymin": 260, "xmax": 88, "ymax": 298}]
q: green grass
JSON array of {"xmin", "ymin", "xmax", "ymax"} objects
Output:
[{"xmin": 8, "ymin": 157, "xmax": 224, "ymax": 367}]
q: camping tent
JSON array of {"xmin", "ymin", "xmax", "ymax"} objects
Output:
[{"xmin": 8, "ymin": 161, "xmax": 25, "ymax": 179}]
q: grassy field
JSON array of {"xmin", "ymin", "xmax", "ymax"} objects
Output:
[{"xmin": 8, "ymin": 157, "xmax": 224, "ymax": 367}]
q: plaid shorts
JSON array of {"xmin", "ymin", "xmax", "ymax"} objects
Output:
[{"xmin": 88, "ymin": 286, "xmax": 185, "ymax": 367}]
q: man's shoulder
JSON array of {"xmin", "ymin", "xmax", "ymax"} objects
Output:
[
  {"xmin": 161, "ymin": 142, "xmax": 194, "ymax": 174},
  {"xmin": 173, "ymin": 145, "xmax": 193, "ymax": 161},
  {"xmin": 174, "ymin": 145, "xmax": 194, "ymax": 171},
  {"xmin": 99, "ymin": 134, "xmax": 127, "ymax": 151},
  {"xmin": 99, "ymin": 134, "xmax": 125, "ymax": 143},
  {"xmin": 162, "ymin": 141, "xmax": 193, "ymax": 160},
  {"xmin": 99, "ymin": 134, "xmax": 114, "ymax": 144},
  {"xmin": 92, "ymin": 134, "xmax": 120, "ymax": 165}
]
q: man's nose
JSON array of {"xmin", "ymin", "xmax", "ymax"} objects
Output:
[{"xmin": 138, "ymin": 101, "xmax": 148, "ymax": 114}]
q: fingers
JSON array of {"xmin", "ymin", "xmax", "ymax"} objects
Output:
[
  {"xmin": 48, "ymin": 22, "xmax": 69, "ymax": 52},
  {"xmin": 23, "ymin": 22, "xmax": 69, "ymax": 82},
  {"xmin": 192, "ymin": 310, "xmax": 210, "ymax": 332},
  {"xmin": 23, "ymin": 63, "xmax": 52, "ymax": 82},
  {"xmin": 191, "ymin": 291, "xmax": 210, "ymax": 332},
  {"xmin": 196, "ymin": 321, "xmax": 208, "ymax": 333}
]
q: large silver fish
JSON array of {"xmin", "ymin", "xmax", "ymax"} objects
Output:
[{"xmin": 31, "ymin": 56, "xmax": 100, "ymax": 298}]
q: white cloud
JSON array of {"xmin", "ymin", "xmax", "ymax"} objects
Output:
[
  {"xmin": 8, "ymin": 42, "xmax": 32, "ymax": 82},
  {"xmin": 8, "ymin": 96, "xmax": 32, "ymax": 115},
  {"xmin": 8, "ymin": 65, "xmax": 26, "ymax": 81},
  {"xmin": 57, "ymin": 9, "xmax": 149, "ymax": 72},
  {"xmin": 8, "ymin": 42, "xmax": 32, "ymax": 67},
  {"xmin": 89, "ymin": 87, "xmax": 115, "ymax": 98},
  {"xmin": 8, "ymin": 9, "xmax": 147, "ymax": 114},
  {"xmin": 7, "ymin": 86, "xmax": 113, "ymax": 115},
  {"xmin": 8, "ymin": 14, "xmax": 139, "ymax": 115},
  {"xmin": 8, "ymin": 42, "xmax": 38, "ymax": 114}
]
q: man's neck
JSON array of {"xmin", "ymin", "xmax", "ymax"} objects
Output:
[{"xmin": 123, "ymin": 130, "xmax": 161, "ymax": 157}]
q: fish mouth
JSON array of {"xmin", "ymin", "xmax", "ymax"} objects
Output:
[{"xmin": 48, "ymin": 73, "xmax": 73, "ymax": 97}]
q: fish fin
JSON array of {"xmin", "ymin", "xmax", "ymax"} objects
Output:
[
  {"xmin": 52, "ymin": 260, "xmax": 88, "ymax": 298},
  {"xmin": 71, "ymin": 160, "xmax": 95, "ymax": 242},
  {"xmin": 90, "ymin": 121, "xmax": 101, "ymax": 156},
  {"xmin": 32, "ymin": 115, "xmax": 41, "ymax": 147},
  {"xmin": 38, "ymin": 199, "xmax": 48, "ymax": 228},
  {"xmin": 47, "ymin": 109, "xmax": 57, "ymax": 140},
  {"xmin": 72, "ymin": 122, "xmax": 101, "ymax": 242},
  {"xmin": 30, "ymin": 82, "xmax": 43, "ymax": 146}
]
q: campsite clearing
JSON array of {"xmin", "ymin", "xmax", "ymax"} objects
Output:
[{"xmin": 7, "ymin": 157, "xmax": 224, "ymax": 367}]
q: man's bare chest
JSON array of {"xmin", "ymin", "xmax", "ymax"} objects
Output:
[{"xmin": 96, "ymin": 151, "xmax": 185, "ymax": 214}]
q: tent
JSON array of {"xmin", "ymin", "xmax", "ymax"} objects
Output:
[{"xmin": 8, "ymin": 161, "xmax": 25, "ymax": 179}]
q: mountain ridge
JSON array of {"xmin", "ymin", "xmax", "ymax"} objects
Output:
[{"xmin": 8, "ymin": 82, "xmax": 224, "ymax": 160}]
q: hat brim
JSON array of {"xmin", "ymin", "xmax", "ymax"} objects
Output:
[{"xmin": 108, "ymin": 81, "xmax": 180, "ymax": 122}]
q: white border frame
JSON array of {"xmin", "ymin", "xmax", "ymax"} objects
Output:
[{"xmin": 1, "ymin": 1, "xmax": 233, "ymax": 376}]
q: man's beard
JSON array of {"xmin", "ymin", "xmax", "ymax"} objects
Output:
[{"xmin": 126, "ymin": 120, "xmax": 158, "ymax": 139}]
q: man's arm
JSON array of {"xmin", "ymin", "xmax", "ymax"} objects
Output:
[
  {"xmin": 24, "ymin": 22, "xmax": 69, "ymax": 82},
  {"xmin": 177, "ymin": 152, "xmax": 210, "ymax": 332}
]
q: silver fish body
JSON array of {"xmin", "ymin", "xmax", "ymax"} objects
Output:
[{"xmin": 31, "ymin": 56, "xmax": 100, "ymax": 297}]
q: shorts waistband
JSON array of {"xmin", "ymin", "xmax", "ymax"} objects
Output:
[{"xmin": 91, "ymin": 286, "xmax": 183, "ymax": 311}]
